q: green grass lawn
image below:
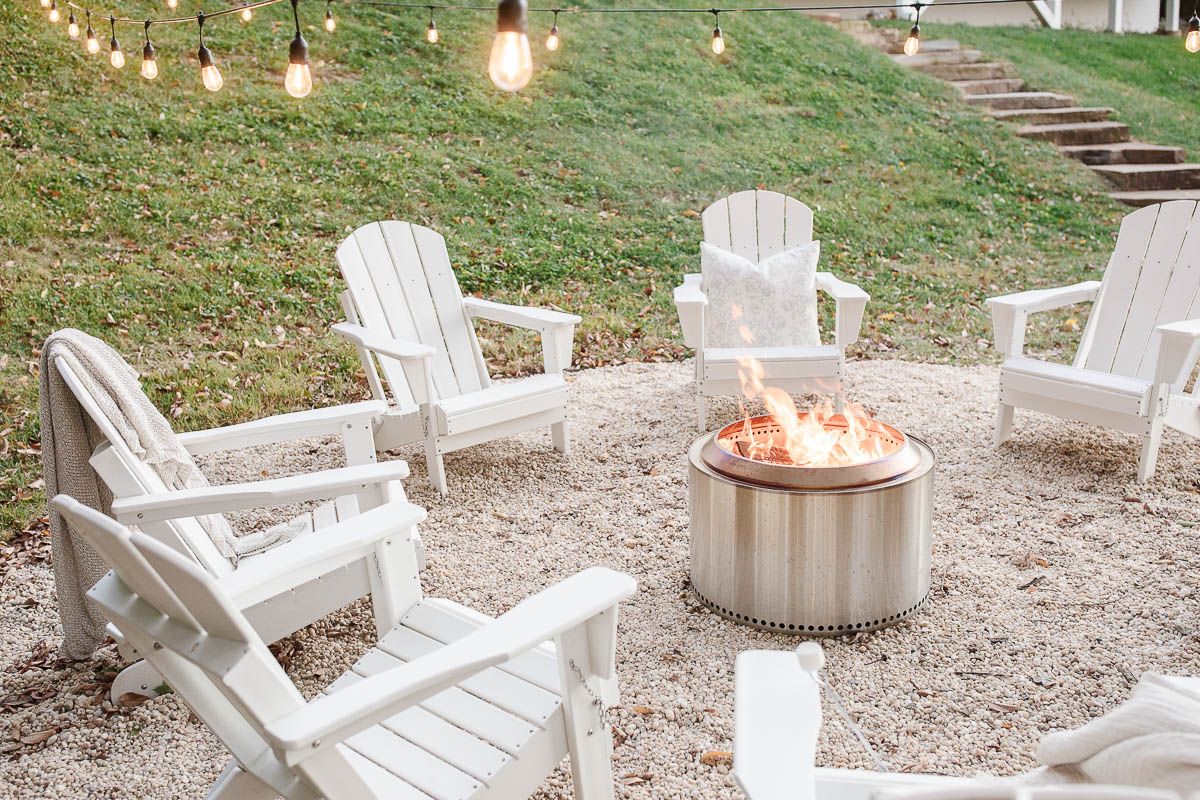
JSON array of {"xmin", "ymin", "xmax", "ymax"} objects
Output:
[
  {"xmin": 0, "ymin": 4, "xmax": 1178, "ymax": 534},
  {"xmin": 915, "ymin": 23, "xmax": 1199, "ymax": 154}
]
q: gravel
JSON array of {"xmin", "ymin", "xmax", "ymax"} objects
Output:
[{"xmin": 1, "ymin": 358, "xmax": 1198, "ymax": 799}]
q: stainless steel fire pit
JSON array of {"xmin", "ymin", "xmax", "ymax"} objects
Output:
[{"xmin": 688, "ymin": 414, "xmax": 935, "ymax": 635}]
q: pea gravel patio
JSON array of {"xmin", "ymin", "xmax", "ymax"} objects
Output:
[{"xmin": 1, "ymin": 358, "xmax": 1198, "ymax": 799}]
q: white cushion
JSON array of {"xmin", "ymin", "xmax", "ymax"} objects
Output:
[{"xmin": 701, "ymin": 241, "xmax": 820, "ymax": 348}]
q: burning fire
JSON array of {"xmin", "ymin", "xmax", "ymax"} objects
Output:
[{"xmin": 729, "ymin": 307, "xmax": 893, "ymax": 468}]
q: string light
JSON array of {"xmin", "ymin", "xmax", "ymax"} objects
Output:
[
  {"xmin": 545, "ymin": 8, "xmax": 558, "ymax": 50},
  {"xmin": 240, "ymin": 2, "xmax": 254, "ymax": 22},
  {"xmin": 108, "ymin": 15, "xmax": 125, "ymax": 68},
  {"xmin": 196, "ymin": 13, "xmax": 223, "ymax": 91},
  {"xmin": 710, "ymin": 10, "xmax": 725, "ymax": 54},
  {"xmin": 285, "ymin": 0, "xmax": 313, "ymax": 97},
  {"xmin": 1187, "ymin": 11, "xmax": 1199, "ymax": 53},
  {"xmin": 141, "ymin": 20, "xmax": 158, "ymax": 79},
  {"xmin": 489, "ymin": 0, "xmax": 532, "ymax": 91},
  {"xmin": 324, "ymin": 1, "xmax": 335, "ymax": 31},
  {"xmin": 426, "ymin": 7, "xmax": 438, "ymax": 42},
  {"xmin": 67, "ymin": 10, "xmax": 79, "ymax": 37},
  {"xmin": 84, "ymin": 10, "xmax": 100, "ymax": 53},
  {"xmin": 48, "ymin": 1, "xmax": 61, "ymax": 24},
  {"xmin": 903, "ymin": 3, "xmax": 921, "ymax": 56}
]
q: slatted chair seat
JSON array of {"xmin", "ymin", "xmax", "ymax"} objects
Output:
[
  {"xmin": 674, "ymin": 191, "xmax": 869, "ymax": 430},
  {"xmin": 332, "ymin": 221, "xmax": 582, "ymax": 496},
  {"xmin": 434, "ymin": 373, "xmax": 568, "ymax": 438},
  {"xmin": 56, "ymin": 495, "xmax": 636, "ymax": 800},
  {"xmin": 989, "ymin": 201, "xmax": 1200, "ymax": 481}
]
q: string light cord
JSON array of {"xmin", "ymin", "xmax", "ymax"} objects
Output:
[{"xmin": 60, "ymin": 0, "xmax": 1047, "ymax": 29}]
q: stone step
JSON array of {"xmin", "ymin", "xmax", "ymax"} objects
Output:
[
  {"xmin": 990, "ymin": 107, "xmax": 1114, "ymax": 125},
  {"xmin": 1090, "ymin": 163, "xmax": 1200, "ymax": 191},
  {"xmin": 1018, "ymin": 121, "xmax": 1131, "ymax": 146},
  {"xmin": 885, "ymin": 38, "xmax": 961, "ymax": 54},
  {"xmin": 917, "ymin": 61, "xmax": 1020, "ymax": 81},
  {"xmin": 889, "ymin": 49, "xmax": 984, "ymax": 66},
  {"xmin": 1107, "ymin": 189, "xmax": 1200, "ymax": 207},
  {"xmin": 1059, "ymin": 142, "xmax": 1187, "ymax": 166},
  {"xmin": 952, "ymin": 78, "xmax": 1026, "ymax": 95},
  {"xmin": 962, "ymin": 92, "xmax": 1076, "ymax": 110}
]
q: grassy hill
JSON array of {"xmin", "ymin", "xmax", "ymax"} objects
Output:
[{"xmin": 0, "ymin": 2, "xmax": 1137, "ymax": 533}]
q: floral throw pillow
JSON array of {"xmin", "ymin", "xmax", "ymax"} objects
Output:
[{"xmin": 700, "ymin": 240, "xmax": 821, "ymax": 348}]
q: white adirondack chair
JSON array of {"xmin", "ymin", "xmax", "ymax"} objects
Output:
[
  {"xmin": 988, "ymin": 201, "xmax": 1200, "ymax": 482},
  {"xmin": 54, "ymin": 355, "xmax": 421, "ymax": 699},
  {"xmin": 55, "ymin": 494, "xmax": 637, "ymax": 800},
  {"xmin": 734, "ymin": 646, "xmax": 1182, "ymax": 800},
  {"xmin": 333, "ymin": 221, "xmax": 582, "ymax": 496},
  {"xmin": 673, "ymin": 190, "xmax": 870, "ymax": 429}
]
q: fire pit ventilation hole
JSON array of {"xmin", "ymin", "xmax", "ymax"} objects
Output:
[{"xmin": 695, "ymin": 590, "xmax": 932, "ymax": 637}]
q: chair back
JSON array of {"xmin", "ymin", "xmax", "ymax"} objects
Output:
[
  {"xmin": 56, "ymin": 494, "xmax": 369, "ymax": 800},
  {"xmin": 1078, "ymin": 200, "xmax": 1200, "ymax": 391},
  {"xmin": 702, "ymin": 190, "xmax": 815, "ymax": 263},
  {"xmin": 54, "ymin": 356, "xmax": 234, "ymax": 577},
  {"xmin": 336, "ymin": 221, "xmax": 490, "ymax": 412}
]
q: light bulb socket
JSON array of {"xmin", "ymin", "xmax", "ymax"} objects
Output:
[
  {"xmin": 143, "ymin": 41, "xmax": 156, "ymax": 60},
  {"xmin": 1189, "ymin": 13, "xmax": 1199, "ymax": 31},
  {"xmin": 110, "ymin": 35, "xmax": 120, "ymax": 52},
  {"xmin": 289, "ymin": 32, "xmax": 309, "ymax": 64},
  {"xmin": 909, "ymin": 22, "xmax": 920, "ymax": 38},
  {"xmin": 712, "ymin": 24, "xmax": 722, "ymax": 38},
  {"xmin": 198, "ymin": 42, "xmax": 215, "ymax": 69},
  {"xmin": 68, "ymin": 11, "xmax": 77, "ymax": 25},
  {"xmin": 496, "ymin": 0, "xmax": 527, "ymax": 35},
  {"xmin": 549, "ymin": 22, "xmax": 558, "ymax": 36},
  {"xmin": 86, "ymin": 25, "xmax": 96, "ymax": 39},
  {"xmin": 325, "ymin": 8, "xmax": 334, "ymax": 23}
]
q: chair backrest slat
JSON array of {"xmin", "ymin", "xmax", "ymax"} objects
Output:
[
  {"xmin": 337, "ymin": 222, "xmax": 488, "ymax": 407},
  {"xmin": 55, "ymin": 357, "xmax": 234, "ymax": 577},
  {"xmin": 1081, "ymin": 201, "xmax": 1200, "ymax": 385},
  {"xmin": 702, "ymin": 190, "xmax": 816, "ymax": 264}
]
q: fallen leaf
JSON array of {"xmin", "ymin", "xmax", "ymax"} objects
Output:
[{"xmin": 700, "ymin": 750, "xmax": 733, "ymax": 767}]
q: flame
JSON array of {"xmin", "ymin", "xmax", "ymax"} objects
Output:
[{"xmin": 732, "ymin": 307, "xmax": 889, "ymax": 468}]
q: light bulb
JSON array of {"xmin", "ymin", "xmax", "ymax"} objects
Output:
[
  {"xmin": 711, "ymin": 25, "xmax": 724, "ymax": 54},
  {"xmin": 545, "ymin": 23, "xmax": 558, "ymax": 51},
  {"xmin": 324, "ymin": 8, "xmax": 335, "ymax": 32},
  {"xmin": 48, "ymin": 2, "xmax": 61, "ymax": 23},
  {"xmin": 166, "ymin": 0, "xmax": 178, "ymax": 8},
  {"xmin": 85, "ymin": 27, "xmax": 100, "ymax": 53},
  {"xmin": 67, "ymin": 13, "xmax": 79, "ymax": 37},
  {"xmin": 285, "ymin": 32, "xmax": 312, "ymax": 97},
  {"xmin": 903, "ymin": 24, "xmax": 920, "ymax": 56},
  {"xmin": 198, "ymin": 44, "xmax": 223, "ymax": 91},
  {"xmin": 110, "ymin": 39, "xmax": 125, "ymax": 68},
  {"xmin": 489, "ymin": 31, "xmax": 532, "ymax": 91},
  {"xmin": 240, "ymin": 4, "xmax": 253, "ymax": 23},
  {"xmin": 39, "ymin": 0, "xmax": 50, "ymax": 9},
  {"xmin": 427, "ymin": 20, "xmax": 439, "ymax": 43},
  {"xmin": 141, "ymin": 43, "xmax": 158, "ymax": 79},
  {"xmin": 1187, "ymin": 16, "xmax": 1200, "ymax": 52}
]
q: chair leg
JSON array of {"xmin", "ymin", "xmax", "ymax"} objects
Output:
[
  {"xmin": 425, "ymin": 437, "xmax": 448, "ymax": 497},
  {"xmin": 697, "ymin": 394, "xmax": 707, "ymax": 432},
  {"xmin": 110, "ymin": 659, "xmax": 164, "ymax": 702},
  {"xmin": 556, "ymin": 625, "xmax": 617, "ymax": 800},
  {"xmin": 995, "ymin": 403, "xmax": 1015, "ymax": 447},
  {"xmin": 552, "ymin": 420, "xmax": 570, "ymax": 454},
  {"xmin": 1137, "ymin": 422, "xmax": 1163, "ymax": 483},
  {"xmin": 206, "ymin": 760, "xmax": 276, "ymax": 800}
]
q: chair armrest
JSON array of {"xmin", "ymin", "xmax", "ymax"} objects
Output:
[
  {"xmin": 674, "ymin": 274, "xmax": 707, "ymax": 349},
  {"xmin": 987, "ymin": 281, "xmax": 1101, "ymax": 357},
  {"xmin": 331, "ymin": 322, "xmax": 436, "ymax": 362},
  {"xmin": 815, "ymin": 272, "xmax": 869, "ymax": 349},
  {"xmin": 218, "ymin": 501, "xmax": 426, "ymax": 608},
  {"xmin": 462, "ymin": 297, "xmax": 582, "ymax": 333},
  {"xmin": 264, "ymin": 567, "xmax": 637, "ymax": 761},
  {"xmin": 1153, "ymin": 318, "xmax": 1200, "ymax": 388},
  {"xmin": 109, "ymin": 461, "xmax": 410, "ymax": 524},
  {"xmin": 176, "ymin": 401, "xmax": 385, "ymax": 456}
]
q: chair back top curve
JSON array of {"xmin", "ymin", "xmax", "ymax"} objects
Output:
[
  {"xmin": 53, "ymin": 356, "xmax": 234, "ymax": 578},
  {"xmin": 54, "ymin": 495, "xmax": 339, "ymax": 798},
  {"xmin": 337, "ymin": 221, "xmax": 490, "ymax": 409},
  {"xmin": 701, "ymin": 190, "xmax": 815, "ymax": 264},
  {"xmin": 1079, "ymin": 200, "xmax": 1200, "ymax": 388}
]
